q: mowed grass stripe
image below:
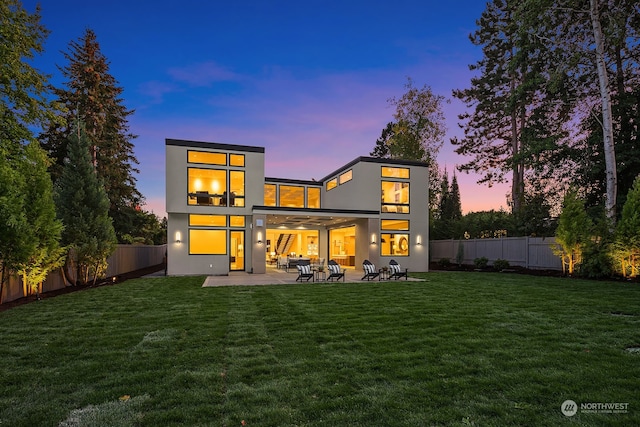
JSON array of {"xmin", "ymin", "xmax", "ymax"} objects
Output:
[{"xmin": 0, "ymin": 272, "xmax": 638, "ymax": 426}]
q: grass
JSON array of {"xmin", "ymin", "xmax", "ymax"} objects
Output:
[{"xmin": 1, "ymin": 272, "xmax": 639, "ymax": 426}]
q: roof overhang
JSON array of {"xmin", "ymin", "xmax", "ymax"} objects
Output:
[{"xmin": 252, "ymin": 206, "xmax": 379, "ymax": 228}]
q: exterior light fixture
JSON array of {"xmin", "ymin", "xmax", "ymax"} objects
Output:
[
  {"xmin": 257, "ymin": 231, "xmax": 263, "ymax": 245},
  {"xmin": 175, "ymin": 231, "xmax": 182, "ymax": 243},
  {"xmin": 416, "ymin": 235, "xmax": 422, "ymax": 246},
  {"xmin": 370, "ymin": 234, "xmax": 377, "ymax": 245}
]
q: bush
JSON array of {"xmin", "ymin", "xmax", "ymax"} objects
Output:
[
  {"xmin": 438, "ymin": 258, "xmax": 451, "ymax": 268},
  {"xmin": 474, "ymin": 257, "xmax": 489, "ymax": 269},
  {"xmin": 493, "ymin": 259, "xmax": 510, "ymax": 271}
]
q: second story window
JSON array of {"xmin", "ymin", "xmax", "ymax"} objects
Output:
[
  {"xmin": 381, "ymin": 181, "xmax": 409, "ymax": 213},
  {"xmin": 279, "ymin": 185, "xmax": 304, "ymax": 208},
  {"xmin": 264, "ymin": 184, "xmax": 276, "ymax": 206},
  {"xmin": 307, "ymin": 187, "xmax": 320, "ymax": 208},
  {"xmin": 188, "ymin": 168, "xmax": 226, "ymax": 206}
]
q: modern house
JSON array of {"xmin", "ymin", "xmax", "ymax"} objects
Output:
[{"xmin": 166, "ymin": 138, "xmax": 430, "ymax": 276}]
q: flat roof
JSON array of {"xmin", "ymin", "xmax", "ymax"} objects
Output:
[{"xmin": 166, "ymin": 138, "xmax": 265, "ymax": 153}]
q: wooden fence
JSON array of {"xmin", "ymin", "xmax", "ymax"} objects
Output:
[
  {"xmin": 430, "ymin": 237, "xmax": 562, "ymax": 270},
  {"xmin": 1, "ymin": 244, "xmax": 167, "ymax": 304}
]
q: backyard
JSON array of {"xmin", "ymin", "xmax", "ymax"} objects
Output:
[{"xmin": 1, "ymin": 272, "xmax": 639, "ymax": 426}]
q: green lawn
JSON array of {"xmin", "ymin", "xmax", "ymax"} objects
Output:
[{"xmin": 1, "ymin": 272, "xmax": 639, "ymax": 426}]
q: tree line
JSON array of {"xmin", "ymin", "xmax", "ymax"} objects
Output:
[
  {"xmin": 1, "ymin": 1, "xmax": 165, "ymax": 299},
  {"xmin": 370, "ymin": 0, "xmax": 639, "ymax": 278}
]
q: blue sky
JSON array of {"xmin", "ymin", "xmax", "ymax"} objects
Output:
[{"xmin": 24, "ymin": 0, "xmax": 510, "ymax": 217}]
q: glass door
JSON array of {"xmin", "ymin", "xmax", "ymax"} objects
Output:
[{"xmin": 230, "ymin": 231, "xmax": 245, "ymax": 271}]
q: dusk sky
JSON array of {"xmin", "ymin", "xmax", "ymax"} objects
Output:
[{"xmin": 24, "ymin": 0, "xmax": 511, "ymax": 217}]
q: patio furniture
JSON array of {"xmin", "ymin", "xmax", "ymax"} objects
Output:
[
  {"xmin": 388, "ymin": 259, "xmax": 408, "ymax": 280},
  {"xmin": 327, "ymin": 260, "xmax": 345, "ymax": 282},
  {"xmin": 296, "ymin": 261, "xmax": 314, "ymax": 282},
  {"xmin": 362, "ymin": 260, "xmax": 379, "ymax": 281}
]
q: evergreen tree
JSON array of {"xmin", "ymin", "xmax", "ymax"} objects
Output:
[
  {"xmin": 55, "ymin": 122, "xmax": 117, "ymax": 285},
  {"xmin": 0, "ymin": 1, "xmax": 62, "ymax": 300},
  {"xmin": 449, "ymin": 172, "xmax": 463, "ymax": 222},
  {"xmin": 453, "ymin": 0, "xmax": 571, "ymax": 214},
  {"xmin": 41, "ymin": 28, "xmax": 141, "ymax": 242},
  {"xmin": 370, "ymin": 122, "xmax": 394, "ymax": 158},
  {"xmin": 17, "ymin": 142, "xmax": 65, "ymax": 297}
]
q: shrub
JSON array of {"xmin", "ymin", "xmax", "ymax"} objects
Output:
[
  {"xmin": 438, "ymin": 258, "xmax": 451, "ymax": 268},
  {"xmin": 493, "ymin": 259, "xmax": 510, "ymax": 271},
  {"xmin": 474, "ymin": 257, "xmax": 489, "ymax": 269}
]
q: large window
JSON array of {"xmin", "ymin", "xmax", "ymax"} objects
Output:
[
  {"xmin": 189, "ymin": 229, "xmax": 227, "ymax": 254},
  {"xmin": 307, "ymin": 187, "xmax": 320, "ymax": 208},
  {"xmin": 381, "ymin": 181, "xmax": 409, "ymax": 213},
  {"xmin": 188, "ymin": 168, "xmax": 226, "ymax": 205},
  {"xmin": 279, "ymin": 185, "xmax": 305, "ymax": 208},
  {"xmin": 381, "ymin": 233, "xmax": 409, "ymax": 257}
]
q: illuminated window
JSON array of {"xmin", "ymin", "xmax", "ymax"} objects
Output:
[
  {"xmin": 188, "ymin": 168, "xmax": 226, "ymax": 205},
  {"xmin": 229, "ymin": 154, "xmax": 245, "ymax": 167},
  {"xmin": 339, "ymin": 170, "xmax": 352, "ymax": 184},
  {"xmin": 381, "ymin": 219, "xmax": 409, "ymax": 230},
  {"xmin": 189, "ymin": 229, "xmax": 227, "ymax": 254},
  {"xmin": 381, "ymin": 181, "xmax": 410, "ymax": 213},
  {"xmin": 188, "ymin": 151, "xmax": 226, "ymax": 165},
  {"xmin": 307, "ymin": 187, "xmax": 320, "ymax": 208},
  {"xmin": 264, "ymin": 184, "xmax": 276, "ymax": 206},
  {"xmin": 279, "ymin": 185, "xmax": 304, "ymax": 208},
  {"xmin": 229, "ymin": 171, "xmax": 245, "ymax": 207},
  {"xmin": 380, "ymin": 233, "xmax": 409, "ymax": 256},
  {"xmin": 230, "ymin": 216, "xmax": 245, "ymax": 227},
  {"xmin": 382, "ymin": 166, "xmax": 410, "ymax": 178},
  {"xmin": 326, "ymin": 178, "xmax": 337, "ymax": 191},
  {"xmin": 189, "ymin": 214, "xmax": 226, "ymax": 227}
]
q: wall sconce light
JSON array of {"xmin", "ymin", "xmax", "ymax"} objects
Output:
[
  {"xmin": 416, "ymin": 235, "xmax": 422, "ymax": 246},
  {"xmin": 175, "ymin": 231, "xmax": 182, "ymax": 243},
  {"xmin": 257, "ymin": 231, "xmax": 263, "ymax": 245},
  {"xmin": 370, "ymin": 234, "xmax": 377, "ymax": 245}
]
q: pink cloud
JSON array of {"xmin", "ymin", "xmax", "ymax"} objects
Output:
[{"xmin": 167, "ymin": 61, "xmax": 241, "ymax": 86}]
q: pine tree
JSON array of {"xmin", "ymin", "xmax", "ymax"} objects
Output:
[
  {"xmin": 449, "ymin": 172, "xmax": 463, "ymax": 222},
  {"xmin": 55, "ymin": 122, "xmax": 117, "ymax": 285},
  {"xmin": 452, "ymin": 0, "xmax": 571, "ymax": 214},
  {"xmin": 41, "ymin": 28, "xmax": 141, "ymax": 242}
]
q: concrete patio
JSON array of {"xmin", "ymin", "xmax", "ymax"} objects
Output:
[{"xmin": 201, "ymin": 266, "xmax": 425, "ymax": 287}]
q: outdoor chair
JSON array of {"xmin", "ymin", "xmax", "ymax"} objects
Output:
[
  {"xmin": 327, "ymin": 260, "xmax": 345, "ymax": 282},
  {"xmin": 296, "ymin": 261, "xmax": 314, "ymax": 282},
  {"xmin": 388, "ymin": 259, "xmax": 409, "ymax": 280},
  {"xmin": 361, "ymin": 259, "xmax": 379, "ymax": 281}
]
